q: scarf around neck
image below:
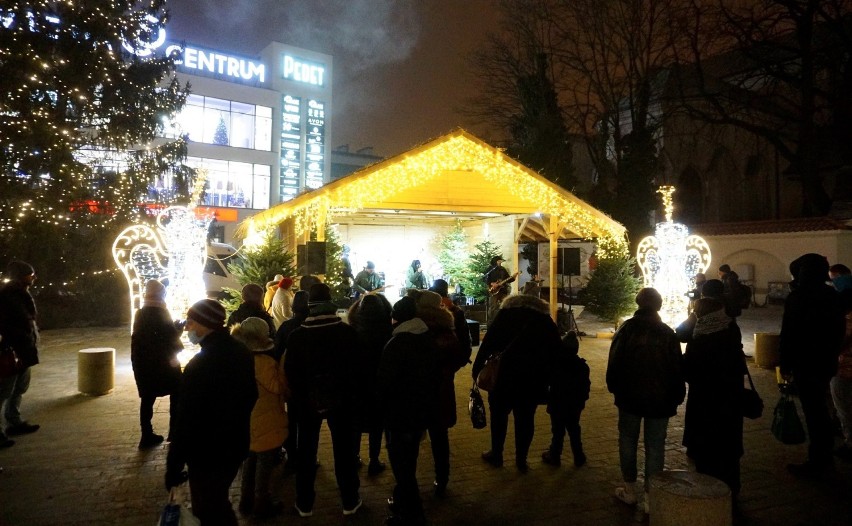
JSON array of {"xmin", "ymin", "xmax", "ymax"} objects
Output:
[{"xmin": 693, "ymin": 308, "xmax": 731, "ymax": 338}]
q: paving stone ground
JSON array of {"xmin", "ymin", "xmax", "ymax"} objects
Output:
[{"xmin": 1, "ymin": 305, "xmax": 851, "ymax": 525}]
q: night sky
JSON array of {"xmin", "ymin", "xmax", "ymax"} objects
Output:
[{"xmin": 166, "ymin": 0, "xmax": 503, "ymax": 158}]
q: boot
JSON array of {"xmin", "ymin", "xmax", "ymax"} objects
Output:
[
  {"xmin": 252, "ymin": 495, "xmax": 283, "ymax": 519},
  {"xmin": 541, "ymin": 449, "xmax": 561, "ymax": 467},
  {"xmin": 614, "ymin": 481, "xmax": 639, "ymax": 505},
  {"xmin": 138, "ymin": 432, "xmax": 164, "ymax": 449},
  {"xmin": 571, "ymin": 443, "xmax": 587, "ymax": 467}
]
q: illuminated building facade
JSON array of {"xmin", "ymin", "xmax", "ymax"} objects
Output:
[{"xmin": 152, "ymin": 39, "xmax": 334, "ymax": 241}]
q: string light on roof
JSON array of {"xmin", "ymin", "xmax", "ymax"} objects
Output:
[
  {"xmin": 636, "ymin": 186, "xmax": 711, "ymax": 327},
  {"xmin": 240, "ymin": 134, "xmax": 628, "ymax": 256}
]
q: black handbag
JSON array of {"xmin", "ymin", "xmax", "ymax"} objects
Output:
[
  {"xmin": 742, "ymin": 367, "xmax": 764, "ymax": 419},
  {"xmin": 771, "ymin": 393, "xmax": 806, "ymax": 445},
  {"xmin": 469, "ymin": 384, "xmax": 487, "ymax": 429}
]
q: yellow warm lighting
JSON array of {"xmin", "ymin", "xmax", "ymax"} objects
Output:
[{"xmin": 238, "ymin": 131, "xmax": 627, "ymax": 255}]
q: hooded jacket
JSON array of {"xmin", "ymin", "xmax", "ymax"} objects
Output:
[{"xmin": 377, "ymin": 318, "xmax": 440, "ymax": 431}]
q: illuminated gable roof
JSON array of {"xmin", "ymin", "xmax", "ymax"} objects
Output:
[{"xmin": 237, "ymin": 129, "xmax": 625, "ymax": 245}]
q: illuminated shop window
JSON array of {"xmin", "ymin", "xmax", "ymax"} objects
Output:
[
  {"xmin": 184, "ymin": 157, "xmax": 271, "ymax": 209},
  {"xmin": 165, "ymin": 95, "xmax": 272, "ymax": 151}
]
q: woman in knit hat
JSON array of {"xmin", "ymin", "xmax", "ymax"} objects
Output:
[
  {"xmin": 130, "ymin": 279, "xmax": 183, "ymax": 449},
  {"xmin": 231, "ymin": 317, "xmax": 289, "ymax": 519}
]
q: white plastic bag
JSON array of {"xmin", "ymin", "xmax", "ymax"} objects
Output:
[{"xmin": 158, "ymin": 487, "xmax": 199, "ymax": 526}]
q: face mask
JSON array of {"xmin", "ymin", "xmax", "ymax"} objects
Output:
[{"xmin": 187, "ymin": 329, "xmax": 202, "ymax": 345}]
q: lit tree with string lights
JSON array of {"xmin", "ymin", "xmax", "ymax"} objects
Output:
[{"xmin": 0, "ymin": 1, "xmax": 191, "ymax": 320}]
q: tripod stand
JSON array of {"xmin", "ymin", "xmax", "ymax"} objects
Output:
[{"xmin": 559, "ymin": 255, "xmax": 582, "ymax": 339}]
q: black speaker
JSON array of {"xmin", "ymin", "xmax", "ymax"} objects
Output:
[
  {"xmin": 296, "ymin": 244, "xmax": 307, "ymax": 275},
  {"xmin": 306, "ymin": 241, "xmax": 327, "ymax": 275},
  {"xmin": 557, "ymin": 247, "xmax": 581, "ymax": 276}
]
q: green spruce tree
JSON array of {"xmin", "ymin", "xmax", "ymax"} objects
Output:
[
  {"xmin": 223, "ymin": 229, "xmax": 295, "ymax": 314},
  {"xmin": 436, "ymin": 220, "xmax": 468, "ymax": 289},
  {"xmin": 459, "ymin": 239, "xmax": 503, "ymax": 303},
  {"xmin": 579, "ymin": 254, "xmax": 641, "ymax": 330}
]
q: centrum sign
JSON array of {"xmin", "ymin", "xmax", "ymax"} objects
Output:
[
  {"xmin": 166, "ymin": 44, "xmax": 266, "ymax": 83},
  {"xmin": 120, "ymin": 14, "xmax": 266, "ymax": 84}
]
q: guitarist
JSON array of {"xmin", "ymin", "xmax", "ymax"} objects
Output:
[
  {"xmin": 484, "ymin": 256, "xmax": 518, "ymax": 325},
  {"xmin": 353, "ymin": 261, "xmax": 385, "ymax": 298}
]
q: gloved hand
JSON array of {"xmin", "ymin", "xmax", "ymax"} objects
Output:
[{"xmin": 165, "ymin": 469, "xmax": 188, "ymax": 491}]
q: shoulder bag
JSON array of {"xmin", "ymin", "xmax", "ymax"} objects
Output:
[{"xmin": 475, "ymin": 323, "xmax": 528, "ymax": 392}]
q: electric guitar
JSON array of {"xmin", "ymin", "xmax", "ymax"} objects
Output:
[
  {"xmin": 489, "ymin": 272, "xmax": 519, "ymax": 295},
  {"xmin": 367, "ymin": 284, "xmax": 394, "ymax": 295}
]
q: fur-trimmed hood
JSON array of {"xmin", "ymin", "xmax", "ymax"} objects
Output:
[{"xmin": 500, "ymin": 294, "xmax": 550, "ymax": 314}]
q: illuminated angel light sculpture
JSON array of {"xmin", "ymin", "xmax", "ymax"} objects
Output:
[
  {"xmin": 112, "ymin": 205, "xmax": 213, "ymax": 330},
  {"xmin": 636, "ymin": 186, "xmax": 711, "ymax": 327}
]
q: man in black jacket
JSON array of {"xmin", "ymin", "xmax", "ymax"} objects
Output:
[
  {"xmin": 379, "ymin": 295, "xmax": 440, "ymax": 526},
  {"xmin": 606, "ymin": 288, "xmax": 685, "ymax": 513},
  {"xmin": 165, "ymin": 299, "xmax": 257, "ymax": 525},
  {"xmin": 283, "ymin": 283, "xmax": 362, "ymax": 517},
  {"xmin": 0, "ymin": 261, "xmax": 42, "ymax": 448},
  {"xmin": 780, "ymin": 253, "xmax": 846, "ymax": 477}
]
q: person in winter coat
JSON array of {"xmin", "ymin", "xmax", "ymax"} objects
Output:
[
  {"xmin": 274, "ymin": 290, "xmax": 310, "ymax": 361},
  {"xmin": 263, "ymin": 274, "xmax": 284, "ymax": 311},
  {"xmin": 429, "ymin": 279, "xmax": 473, "ymax": 351},
  {"xmin": 228, "ymin": 283, "xmax": 275, "ymax": 337},
  {"xmin": 411, "ymin": 289, "xmax": 470, "ymax": 496},
  {"xmin": 348, "ymin": 293, "xmax": 393, "ymax": 476},
  {"xmin": 131, "ymin": 279, "xmax": 183, "ymax": 449},
  {"xmin": 165, "ymin": 299, "xmax": 258, "ymax": 525},
  {"xmin": 231, "ymin": 317, "xmax": 289, "ymax": 519},
  {"xmin": 676, "ymin": 279, "xmax": 746, "ymax": 496},
  {"xmin": 472, "ymin": 294, "xmax": 560, "ymax": 472},
  {"xmin": 831, "ymin": 281, "xmax": 852, "ymax": 461},
  {"xmin": 0, "ymin": 260, "xmax": 41, "ymax": 448},
  {"xmin": 542, "ymin": 331, "xmax": 590, "ymax": 468},
  {"xmin": 607, "ymin": 288, "xmax": 685, "ymax": 513},
  {"xmin": 780, "ymin": 253, "xmax": 846, "ymax": 476},
  {"xmin": 283, "ymin": 283, "xmax": 362, "ymax": 517},
  {"xmin": 270, "ymin": 277, "xmax": 295, "ymax": 329},
  {"xmin": 378, "ymin": 295, "xmax": 440, "ymax": 526}
]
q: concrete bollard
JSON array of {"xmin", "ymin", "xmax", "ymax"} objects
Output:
[
  {"xmin": 753, "ymin": 332, "xmax": 781, "ymax": 369},
  {"xmin": 77, "ymin": 348, "xmax": 115, "ymax": 396},
  {"xmin": 649, "ymin": 470, "xmax": 731, "ymax": 526}
]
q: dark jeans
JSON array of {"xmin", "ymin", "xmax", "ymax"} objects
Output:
[
  {"xmin": 428, "ymin": 425, "xmax": 450, "ymax": 484},
  {"xmin": 139, "ymin": 391, "xmax": 178, "ymax": 437},
  {"xmin": 387, "ymin": 429, "xmax": 425, "ymax": 522},
  {"xmin": 547, "ymin": 407, "xmax": 583, "ymax": 457},
  {"xmin": 293, "ymin": 409, "xmax": 360, "ymax": 511},
  {"xmin": 187, "ymin": 461, "xmax": 241, "ymax": 526},
  {"xmin": 357, "ymin": 427, "xmax": 384, "ymax": 462},
  {"xmin": 796, "ymin": 373, "xmax": 835, "ymax": 466},
  {"xmin": 617, "ymin": 409, "xmax": 668, "ymax": 493},
  {"xmin": 488, "ymin": 395, "xmax": 537, "ymax": 462}
]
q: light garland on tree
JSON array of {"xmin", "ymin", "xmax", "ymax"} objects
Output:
[{"xmin": 636, "ymin": 186, "xmax": 711, "ymax": 327}]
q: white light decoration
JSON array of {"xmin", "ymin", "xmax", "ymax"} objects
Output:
[
  {"xmin": 636, "ymin": 186, "xmax": 711, "ymax": 327},
  {"xmin": 112, "ymin": 205, "xmax": 212, "ymax": 330}
]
